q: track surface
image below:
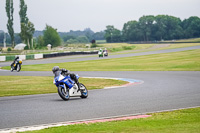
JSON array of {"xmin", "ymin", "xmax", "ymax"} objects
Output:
[{"xmin": 0, "ymin": 46, "xmax": 200, "ymax": 129}]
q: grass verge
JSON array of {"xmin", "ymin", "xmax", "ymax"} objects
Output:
[
  {"xmin": 4, "ymin": 49, "xmax": 200, "ymax": 71},
  {"xmin": 21, "ymin": 107, "xmax": 200, "ymax": 133},
  {"xmin": 0, "ymin": 76, "xmax": 127, "ymax": 97},
  {"xmin": 175, "ymin": 38, "xmax": 200, "ymax": 42}
]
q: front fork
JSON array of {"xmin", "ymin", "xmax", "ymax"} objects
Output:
[{"xmin": 63, "ymin": 84, "xmax": 67, "ymax": 93}]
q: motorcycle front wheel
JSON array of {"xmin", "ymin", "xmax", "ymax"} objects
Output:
[
  {"xmin": 58, "ymin": 86, "xmax": 70, "ymax": 101},
  {"xmin": 17, "ymin": 64, "xmax": 21, "ymax": 72},
  {"xmin": 11, "ymin": 66, "xmax": 14, "ymax": 72},
  {"xmin": 79, "ymin": 83, "xmax": 88, "ymax": 98}
]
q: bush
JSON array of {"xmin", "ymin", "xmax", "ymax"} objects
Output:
[
  {"xmin": 91, "ymin": 43, "xmax": 97, "ymax": 48},
  {"xmin": 7, "ymin": 47, "xmax": 12, "ymax": 51},
  {"xmin": 122, "ymin": 46, "xmax": 136, "ymax": 50},
  {"xmin": 24, "ymin": 46, "xmax": 29, "ymax": 50}
]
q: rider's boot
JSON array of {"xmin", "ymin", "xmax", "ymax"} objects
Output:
[{"xmin": 76, "ymin": 81, "xmax": 81, "ymax": 91}]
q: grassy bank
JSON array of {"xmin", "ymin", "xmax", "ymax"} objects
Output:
[
  {"xmin": 98, "ymin": 43, "xmax": 155, "ymax": 52},
  {"xmin": 4, "ymin": 49, "xmax": 199, "ymax": 71},
  {"xmin": 0, "ymin": 76, "xmax": 127, "ymax": 97},
  {"xmin": 175, "ymin": 37, "xmax": 200, "ymax": 42},
  {"xmin": 22, "ymin": 107, "xmax": 200, "ymax": 133}
]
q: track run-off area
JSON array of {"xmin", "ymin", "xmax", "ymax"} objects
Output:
[{"xmin": 0, "ymin": 45, "xmax": 200, "ymax": 131}]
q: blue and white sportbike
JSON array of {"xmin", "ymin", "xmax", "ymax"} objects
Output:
[{"xmin": 53, "ymin": 73, "xmax": 88, "ymax": 101}]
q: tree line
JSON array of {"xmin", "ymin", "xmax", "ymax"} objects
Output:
[
  {"xmin": 104, "ymin": 15, "xmax": 200, "ymax": 42},
  {"xmin": 3, "ymin": 0, "xmax": 200, "ymax": 48},
  {"xmin": 5, "ymin": 0, "xmax": 35, "ymax": 49}
]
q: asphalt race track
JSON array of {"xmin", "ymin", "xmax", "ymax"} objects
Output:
[{"xmin": 0, "ymin": 46, "xmax": 200, "ymax": 130}]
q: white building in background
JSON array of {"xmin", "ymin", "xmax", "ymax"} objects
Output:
[
  {"xmin": 14, "ymin": 43, "xmax": 26, "ymax": 50},
  {"xmin": 47, "ymin": 44, "xmax": 52, "ymax": 50}
]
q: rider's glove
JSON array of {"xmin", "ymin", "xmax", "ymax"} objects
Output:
[{"xmin": 61, "ymin": 68, "xmax": 68, "ymax": 72}]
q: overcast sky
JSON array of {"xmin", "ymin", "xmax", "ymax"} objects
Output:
[{"xmin": 0, "ymin": 0, "xmax": 200, "ymax": 33}]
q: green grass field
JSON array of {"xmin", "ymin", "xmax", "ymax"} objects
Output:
[
  {"xmin": 4, "ymin": 49, "xmax": 199, "ymax": 71},
  {"xmin": 21, "ymin": 107, "xmax": 200, "ymax": 133},
  {"xmin": 99, "ymin": 43, "xmax": 156, "ymax": 52},
  {"xmin": 0, "ymin": 76, "xmax": 127, "ymax": 97}
]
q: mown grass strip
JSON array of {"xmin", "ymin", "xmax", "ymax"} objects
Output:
[
  {"xmin": 21, "ymin": 107, "xmax": 200, "ymax": 133},
  {"xmin": 0, "ymin": 76, "xmax": 127, "ymax": 97},
  {"xmin": 3, "ymin": 49, "xmax": 199, "ymax": 71}
]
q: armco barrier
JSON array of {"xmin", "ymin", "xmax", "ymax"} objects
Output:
[
  {"xmin": 0, "ymin": 51, "xmax": 98, "ymax": 61},
  {"xmin": 26, "ymin": 55, "xmax": 34, "ymax": 60},
  {"xmin": 6, "ymin": 55, "xmax": 15, "ymax": 61},
  {"xmin": 34, "ymin": 54, "xmax": 43, "ymax": 59},
  {"xmin": 17, "ymin": 55, "xmax": 26, "ymax": 60},
  {"xmin": 0, "ymin": 56, "xmax": 6, "ymax": 61}
]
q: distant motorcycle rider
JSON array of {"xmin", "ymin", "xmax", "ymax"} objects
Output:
[
  {"xmin": 11, "ymin": 56, "xmax": 19, "ymax": 66},
  {"xmin": 52, "ymin": 66, "xmax": 80, "ymax": 89}
]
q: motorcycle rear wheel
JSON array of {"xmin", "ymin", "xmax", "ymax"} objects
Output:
[
  {"xmin": 58, "ymin": 86, "xmax": 70, "ymax": 101},
  {"xmin": 80, "ymin": 83, "xmax": 88, "ymax": 98},
  {"xmin": 11, "ymin": 66, "xmax": 14, "ymax": 72}
]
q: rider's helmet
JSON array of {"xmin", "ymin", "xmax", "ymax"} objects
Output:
[
  {"xmin": 16, "ymin": 56, "xmax": 19, "ymax": 60},
  {"xmin": 52, "ymin": 66, "xmax": 59, "ymax": 73}
]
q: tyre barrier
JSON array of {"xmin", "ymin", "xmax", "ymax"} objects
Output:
[
  {"xmin": 0, "ymin": 51, "xmax": 98, "ymax": 61},
  {"xmin": 43, "ymin": 51, "xmax": 98, "ymax": 58}
]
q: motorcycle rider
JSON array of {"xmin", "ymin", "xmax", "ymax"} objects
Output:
[
  {"xmin": 52, "ymin": 66, "xmax": 80, "ymax": 90},
  {"xmin": 11, "ymin": 56, "xmax": 19, "ymax": 67},
  {"xmin": 99, "ymin": 48, "xmax": 102, "ymax": 53}
]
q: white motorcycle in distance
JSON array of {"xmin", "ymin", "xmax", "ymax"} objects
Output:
[
  {"xmin": 103, "ymin": 49, "xmax": 108, "ymax": 57},
  {"xmin": 98, "ymin": 49, "xmax": 103, "ymax": 57}
]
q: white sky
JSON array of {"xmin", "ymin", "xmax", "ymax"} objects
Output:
[{"xmin": 0, "ymin": 0, "xmax": 200, "ymax": 33}]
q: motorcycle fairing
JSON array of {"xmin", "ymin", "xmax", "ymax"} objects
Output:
[{"xmin": 54, "ymin": 74, "xmax": 75, "ymax": 89}]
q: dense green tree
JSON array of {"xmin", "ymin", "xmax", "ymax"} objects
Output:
[
  {"xmin": 62, "ymin": 35, "xmax": 90, "ymax": 44},
  {"xmin": 122, "ymin": 20, "xmax": 142, "ymax": 41},
  {"xmin": 5, "ymin": 0, "xmax": 15, "ymax": 47},
  {"xmin": 66, "ymin": 39, "xmax": 79, "ymax": 44},
  {"xmin": 84, "ymin": 28, "xmax": 94, "ymax": 41},
  {"xmin": 164, "ymin": 15, "xmax": 183, "ymax": 40},
  {"xmin": 36, "ymin": 35, "xmax": 44, "ymax": 47},
  {"xmin": 138, "ymin": 15, "xmax": 155, "ymax": 41},
  {"xmin": 153, "ymin": 15, "xmax": 167, "ymax": 40},
  {"xmin": 182, "ymin": 16, "xmax": 200, "ymax": 38},
  {"xmin": 20, "ymin": 21, "xmax": 35, "ymax": 49},
  {"xmin": 62, "ymin": 35, "xmax": 76, "ymax": 42},
  {"xmin": 19, "ymin": 0, "xmax": 28, "ymax": 24},
  {"xmin": 43, "ymin": 25, "xmax": 61, "ymax": 47},
  {"xmin": 105, "ymin": 25, "xmax": 121, "ymax": 42},
  {"xmin": 92, "ymin": 31, "xmax": 105, "ymax": 40},
  {"xmin": 27, "ymin": 21, "xmax": 35, "ymax": 48},
  {"xmin": 19, "ymin": 0, "xmax": 35, "ymax": 49},
  {"xmin": 76, "ymin": 36, "xmax": 89, "ymax": 43},
  {"xmin": 121, "ymin": 15, "xmax": 194, "ymax": 42}
]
